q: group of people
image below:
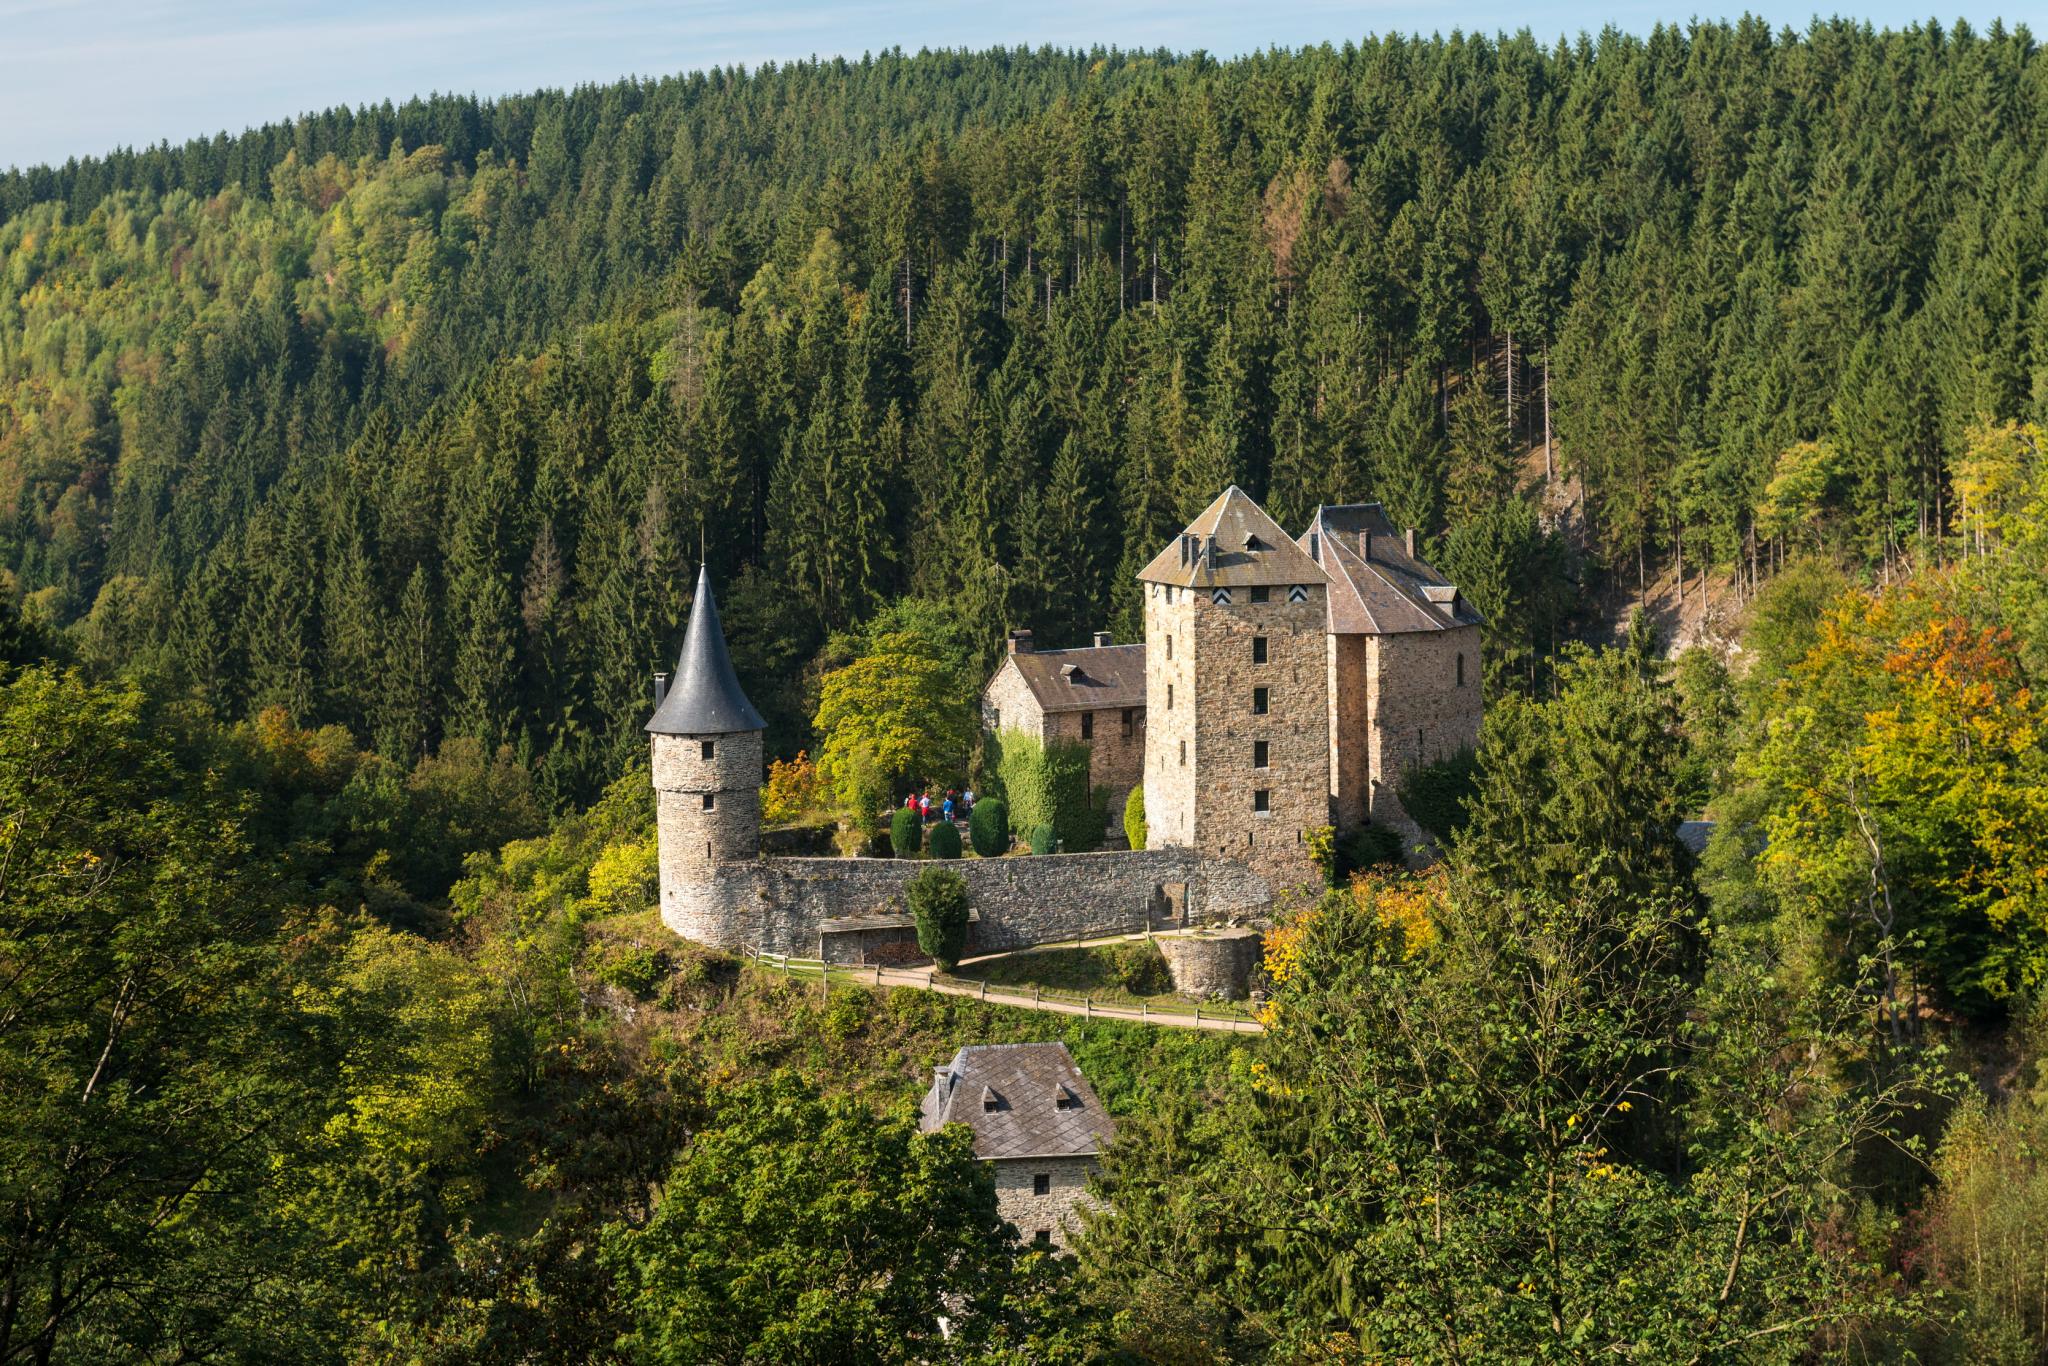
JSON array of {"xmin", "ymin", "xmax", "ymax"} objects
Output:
[{"xmin": 903, "ymin": 786, "xmax": 975, "ymax": 825}]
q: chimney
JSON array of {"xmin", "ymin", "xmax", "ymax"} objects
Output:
[
  {"xmin": 1092, "ymin": 630, "xmax": 1112, "ymax": 648},
  {"xmin": 653, "ymin": 671, "xmax": 669, "ymax": 710},
  {"xmin": 1308, "ymin": 531, "xmax": 1320, "ymax": 561},
  {"xmin": 1178, "ymin": 534, "xmax": 1190, "ymax": 566},
  {"xmin": 1404, "ymin": 527, "xmax": 1418, "ymax": 559},
  {"xmin": 1007, "ymin": 629, "xmax": 1035, "ymax": 655},
  {"xmin": 1203, "ymin": 534, "xmax": 1217, "ymax": 570},
  {"xmin": 1361, "ymin": 529, "xmax": 1372, "ymax": 561}
]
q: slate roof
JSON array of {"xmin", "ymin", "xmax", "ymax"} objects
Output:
[
  {"xmin": 646, "ymin": 565, "xmax": 767, "ymax": 735},
  {"xmin": 1299, "ymin": 503, "xmax": 1485, "ymax": 635},
  {"xmin": 997, "ymin": 643, "xmax": 1147, "ymax": 714},
  {"xmin": 919, "ymin": 1042, "xmax": 1115, "ymax": 1160},
  {"xmin": 1137, "ymin": 486, "xmax": 1331, "ymax": 589},
  {"xmin": 1677, "ymin": 821, "xmax": 1714, "ymax": 856}
]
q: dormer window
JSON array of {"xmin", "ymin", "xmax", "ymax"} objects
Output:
[
  {"xmin": 1055, "ymin": 1083, "xmax": 1082, "ymax": 1111},
  {"xmin": 1246, "ymin": 534, "xmax": 1269, "ymax": 552},
  {"xmin": 982, "ymin": 1086, "xmax": 1002, "ymax": 1112}
]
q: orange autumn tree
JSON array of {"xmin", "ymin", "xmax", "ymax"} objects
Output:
[{"xmin": 1748, "ymin": 584, "xmax": 2048, "ymax": 1017}]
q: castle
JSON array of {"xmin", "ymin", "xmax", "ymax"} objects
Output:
[{"xmin": 651, "ymin": 487, "xmax": 1481, "ymax": 960}]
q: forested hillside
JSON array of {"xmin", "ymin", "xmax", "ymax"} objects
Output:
[{"xmin": 6, "ymin": 21, "xmax": 2047, "ymax": 803}]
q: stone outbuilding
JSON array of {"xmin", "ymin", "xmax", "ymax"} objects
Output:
[
  {"xmin": 919, "ymin": 1042, "xmax": 1114, "ymax": 1251},
  {"xmin": 981, "ymin": 630, "xmax": 1147, "ymax": 836}
]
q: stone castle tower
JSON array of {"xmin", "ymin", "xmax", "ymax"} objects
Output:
[
  {"xmin": 647, "ymin": 565, "xmax": 765, "ymax": 945},
  {"xmin": 1137, "ymin": 488, "xmax": 1332, "ymax": 886}
]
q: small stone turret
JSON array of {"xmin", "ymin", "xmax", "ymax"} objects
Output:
[{"xmin": 648, "ymin": 565, "xmax": 764, "ymax": 946}]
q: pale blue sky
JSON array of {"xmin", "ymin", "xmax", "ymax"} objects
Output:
[{"xmin": 0, "ymin": 1, "xmax": 2030, "ymax": 171}]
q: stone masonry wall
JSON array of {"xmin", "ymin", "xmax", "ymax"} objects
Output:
[
  {"xmin": 659, "ymin": 847, "xmax": 1272, "ymax": 957},
  {"xmin": 1189, "ymin": 584, "xmax": 1328, "ymax": 889},
  {"xmin": 1365, "ymin": 624, "xmax": 1483, "ymax": 828},
  {"xmin": 991, "ymin": 1155, "xmax": 1101, "ymax": 1250},
  {"xmin": 654, "ymin": 730, "xmax": 762, "ymax": 943},
  {"xmin": 1141, "ymin": 585, "xmax": 1199, "ymax": 848},
  {"xmin": 1328, "ymin": 631, "xmax": 1371, "ymax": 830},
  {"xmin": 1157, "ymin": 928, "xmax": 1264, "ymax": 1000},
  {"xmin": 980, "ymin": 659, "xmax": 1040, "ymax": 739},
  {"xmin": 1040, "ymin": 704, "xmax": 1145, "ymax": 836}
]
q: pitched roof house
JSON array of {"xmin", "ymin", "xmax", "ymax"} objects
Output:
[{"xmin": 919, "ymin": 1042, "xmax": 1113, "ymax": 1249}]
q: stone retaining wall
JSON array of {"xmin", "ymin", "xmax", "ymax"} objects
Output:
[{"xmin": 661, "ymin": 848, "xmax": 1272, "ymax": 958}]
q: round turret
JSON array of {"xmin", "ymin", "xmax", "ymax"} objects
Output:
[{"xmin": 648, "ymin": 565, "xmax": 765, "ymax": 944}]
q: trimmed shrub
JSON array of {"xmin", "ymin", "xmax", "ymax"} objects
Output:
[
  {"xmin": 1028, "ymin": 823, "xmax": 1057, "ymax": 856},
  {"xmin": 888, "ymin": 806, "xmax": 922, "ymax": 858},
  {"xmin": 1397, "ymin": 748, "xmax": 1480, "ymax": 843},
  {"xmin": 968, "ymin": 797, "xmax": 1007, "ymax": 857},
  {"xmin": 907, "ymin": 864, "xmax": 971, "ymax": 971},
  {"xmin": 927, "ymin": 820, "xmax": 962, "ymax": 859},
  {"xmin": 1122, "ymin": 784, "xmax": 1147, "ymax": 850}
]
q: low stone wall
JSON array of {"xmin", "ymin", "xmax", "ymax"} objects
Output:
[
  {"xmin": 662, "ymin": 847, "xmax": 1273, "ymax": 958},
  {"xmin": 1158, "ymin": 928, "xmax": 1265, "ymax": 1000}
]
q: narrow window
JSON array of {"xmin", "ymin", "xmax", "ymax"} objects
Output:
[
  {"xmin": 1167, "ymin": 683, "xmax": 1174, "ymax": 710},
  {"xmin": 701, "ymin": 792, "xmax": 716, "ymax": 810},
  {"xmin": 1253, "ymin": 740, "xmax": 1269, "ymax": 769},
  {"xmin": 1254, "ymin": 790, "xmax": 1270, "ymax": 813},
  {"xmin": 1121, "ymin": 708, "xmax": 1134, "ymax": 739},
  {"xmin": 1457, "ymin": 652, "xmax": 1466, "ymax": 687},
  {"xmin": 1033, "ymin": 1173, "xmax": 1051, "ymax": 1196},
  {"xmin": 1179, "ymin": 739, "xmax": 1187, "ymax": 766},
  {"xmin": 1081, "ymin": 712, "xmax": 1094, "ymax": 740},
  {"xmin": 1252, "ymin": 687, "xmax": 1270, "ymax": 716},
  {"xmin": 1252, "ymin": 635, "xmax": 1268, "ymax": 664},
  {"xmin": 1165, "ymin": 633, "xmax": 1173, "ymax": 660},
  {"xmin": 701, "ymin": 739, "xmax": 716, "ymax": 760},
  {"xmin": 1250, "ymin": 586, "xmax": 1270, "ymax": 604}
]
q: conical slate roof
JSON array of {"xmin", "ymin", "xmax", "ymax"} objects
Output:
[{"xmin": 646, "ymin": 565, "xmax": 766, "ymax": 735}]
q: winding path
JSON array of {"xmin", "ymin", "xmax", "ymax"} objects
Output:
[{"xmin": 747, "ymin": 941, "xmax": 1266, "ymax": 1035}]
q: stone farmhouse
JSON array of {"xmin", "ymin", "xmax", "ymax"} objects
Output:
[
  {"xmin": 919, "ymin": 1043, "xmax": 1112, "ymax": 1250},
  {"xmin": 648, "ymin": 485, "xmax": 1481, "ymax": 961}
]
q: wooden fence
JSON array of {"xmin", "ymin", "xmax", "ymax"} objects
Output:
[{"xmin": 739, "ymin": 948, "xmax": 1264, "ymax": 1034}]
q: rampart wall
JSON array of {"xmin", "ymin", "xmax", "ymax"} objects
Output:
[{"xmin": 661, "ymin": 847, "xmax": 1272, "ymax": 958}]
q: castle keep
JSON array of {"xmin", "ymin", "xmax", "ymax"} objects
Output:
[{"xmin": 653, "ymin": 489, "xmax": 1480, "ymax": 959}]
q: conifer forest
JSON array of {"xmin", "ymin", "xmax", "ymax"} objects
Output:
[{"xmin": 8, "ymin": 19, "xmax": 2048, "ymax": 1364}]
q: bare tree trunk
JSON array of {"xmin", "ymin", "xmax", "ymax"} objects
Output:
[
  {"xmin": 1119, "ymin": 200, "xmax": 1126, "ymax": 315},
  {"xmin": 1000, "ymin": 233, "xmax": 1008, "ymax": 312},
  {"xmin": 1676, "ymin": 515, "xmax": 1685, "ymax": 626},
  {"xmin": 1506, "ymin": 330, "xmax": 1515, "ymax": 443},
  {"xmin": 1542, "ymin": 352, "xmax": 1553, "ymax": 483}
]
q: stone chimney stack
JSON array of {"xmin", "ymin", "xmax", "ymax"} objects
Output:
[
  {"xmin": 1007, "ymin": 629, "xmax": 1035, "ymax": 655},
  {"xmin": 653, "ymin": 671, "xmax": 670, "ymax": 709},
  {"xmin": 1092, "ymin": 630, "xmax": 1112, "ymax": 648},
  {"xmin": 1404, "ymin": 527, "xmax": 1418, "ymax": 558},
  {"xmin": 1360, "ymin": 529, "xmax": 1372, "ymax": 561},
  {"xmin": 1203, "ymin": 534, "xmax": 1218, "ymax": 570}
]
